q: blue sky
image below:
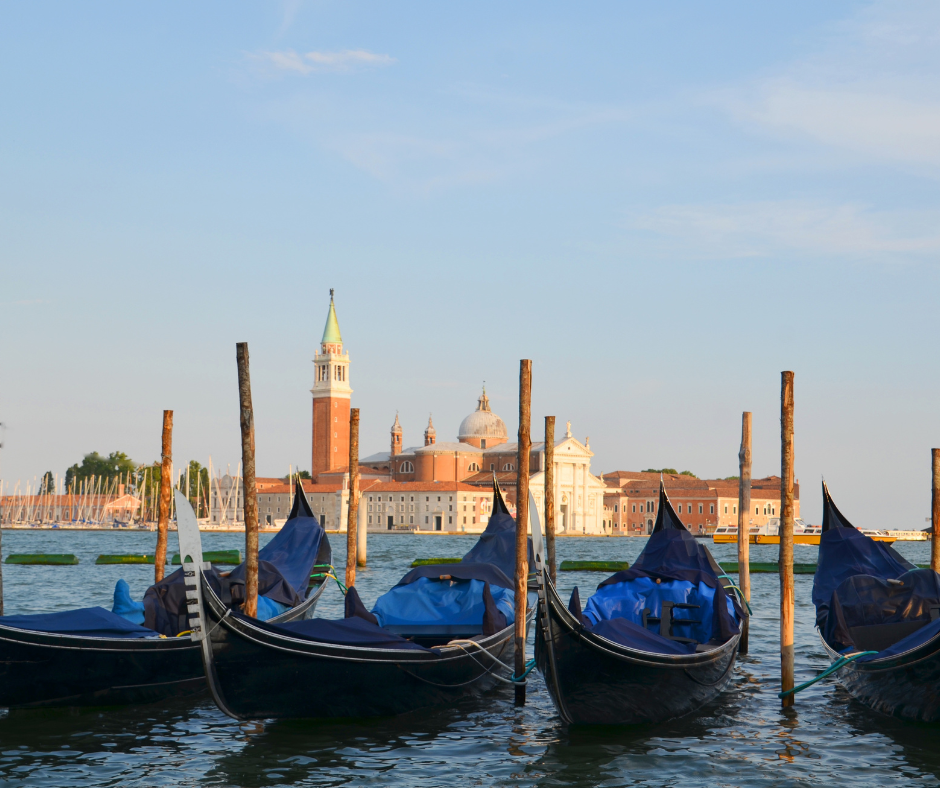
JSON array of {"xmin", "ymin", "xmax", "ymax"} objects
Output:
[{"xmin": 2, "ymin": 1, "xmax": 940, "ymax": 526}]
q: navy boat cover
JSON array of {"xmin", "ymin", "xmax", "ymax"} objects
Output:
[
  {"xmin": 572, "ymin": 483, "xmax": 742, "ymax": 655},
  {"xmin": 369, "ymin": 482, "xmax": 522, "ymax": 634},
  {"xmin": 254, "ymin": 480, "xmax": 523, "ymax": 647},
  {"xmin": 460, "ymin": 483, "xmax": 533, "ymax": 581},
  {"xmin": 0, "ymin": 607, "xmax": 159, "ymax": 639},
  {"xmin": 814, "ymin": 481, "xmax": 940, "ymax": 660}
]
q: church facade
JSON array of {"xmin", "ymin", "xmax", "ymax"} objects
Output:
[{"xmin": 310, "ymin": 293, "xmax": 607, "ymax": 533}]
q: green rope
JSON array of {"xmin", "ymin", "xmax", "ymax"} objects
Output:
[
  {"xmin": 717, "ymin": 574, "xmax": 753, "ymax": 615},
  {"xmin": 310, "ymin": 570, "xmax": 348, "ymax": 595},
  {"xmin": 511, "ymin": 659, "xmax": 536, "ymax": 683},
  {"xmin": 778, "ymin": 651, "xmax": 879, "ymax": 698}
]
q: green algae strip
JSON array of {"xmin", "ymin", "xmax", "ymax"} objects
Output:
[
  {"xmin": 560, "ymin": 560, "xmax": 631, "ymax": 571},
  {"xmin": 410, "ymin": 557, "xmax": 462, "ymax": 567},
  {"xmin": 6, "ymin": 553, "xmax": 79, "ymax": 565},
  {"xmin": 171, "ymin": 550, "xmax": 242, "ymax": 565},
  {"xmin": 718, "ymin": 562, "xmax": 818, "ymax": 574},
  {"xmin": 96, "ymin": 554, "xmax": 156, "ymax": 565}
]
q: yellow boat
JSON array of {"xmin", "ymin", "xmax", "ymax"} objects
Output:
[{"xmin": 712, "ymin": 518, "xmax": 896, "ymax": 545}]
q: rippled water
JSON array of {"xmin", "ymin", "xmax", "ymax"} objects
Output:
[{"xmin": 0, "ymin": 530, "xmax": 937, "ymax": 787}]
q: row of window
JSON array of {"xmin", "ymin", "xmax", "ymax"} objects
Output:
[{"xmin": 394, "ymin": 461, "xmax": 512, "ymax": 475}]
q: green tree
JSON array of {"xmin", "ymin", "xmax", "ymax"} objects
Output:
[
  {"xmin": 283, "ymin": 470, "xmax": 312, "ymax": 481},
  {"xmin": 178, "ymin": 460, "xmax": 210, "ymax": 517},
  {"xmin": 65, "ymin": 451, "xmax": 137, "ymax": 490},
  {"xmin": 39, "ymin": 471, "xmax": 55, "ymax": 495},
  {"xmin": 642, "ymin": 468, "xmax": 698, "ymax": 478}
]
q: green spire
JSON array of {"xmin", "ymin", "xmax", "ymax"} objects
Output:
[{"xmin": 321, "ymin": 290, "xmax": 342, "ymax": 345}]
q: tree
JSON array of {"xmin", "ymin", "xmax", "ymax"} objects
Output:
[
  {"xmin": 642, "ymin": 468, "xmax": 698, "ymax": 478},
  {"xmin": 179, "ymin": 460, "xmax": 210, "ymax": 517},
  {"xmin": 283, "ymin": 470, "xmax": 312, "ymax": 481},
  {"xmin": 39, "ymin": 471, "xmax": 55, "ymax": 495},
  {"xmin": 65, "ymin": 451, "xmax": 137, "ymax": 490}
]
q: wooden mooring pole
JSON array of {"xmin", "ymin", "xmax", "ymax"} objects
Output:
[
  {"xmin": 515, "ymin": 359, "xmax": 532, "ymax": 706},
  {"xmin": 780, "ymin": 371, "xmax": 795, "ymax": 707},
  {"xmin": 545, "ymin": 415, "xmax": 556, "ymax": 585},
  {"xmin": 737, "ymin": 411, "xmax": 752, "ymax": 654},
  {"xmin": 932, "ymin": 449, "xmax": 940, "ymax": 573},
  {"xmin": 347, "ymin": 408, "xmax": 361, "ymax": 584},
  {"xmin": 155, "ymin": 410, "xmax": 173, "ymax": 583},
  {"xmin": 236, "ymin": 343, "xmax": 259, "ymax": 618}
]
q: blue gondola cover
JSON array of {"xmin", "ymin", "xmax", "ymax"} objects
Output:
[
  {"xmin": 572, "ymin": 483, "xmax": 742, "ymax": 654},
  {"xmin": 0, "ymin": 607, "xmax": 159, "ymax": 639}
]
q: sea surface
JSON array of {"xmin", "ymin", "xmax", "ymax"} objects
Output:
[{"xmin": 0, "ymin": 530, "xmax": 937, "ymax": 787}]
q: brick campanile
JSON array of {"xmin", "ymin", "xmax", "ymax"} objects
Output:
[{"xmin": 311, "ymin": 290, "xmax": 352, "ymax": 478}]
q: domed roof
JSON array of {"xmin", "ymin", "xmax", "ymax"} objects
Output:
[{"xmin": 458, "ymin": 388, "xmax": 508, "ymax": 441}]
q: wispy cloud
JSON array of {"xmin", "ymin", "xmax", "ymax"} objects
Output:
[
  {"xmin": 710, "ymin": 1, "xmax": 940, "ymax": 168},
  {"xmin": 255, "ymin": 49, "xmax": 396, "ymax": 75},
  {"xmin": 629, "ymin": 200, "xmax": 940, "ymax": 260}
]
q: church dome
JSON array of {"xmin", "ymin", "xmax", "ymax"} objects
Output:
[{"xmin": 458, "ymin": 389, "xmax": 508, "ymax": 442}]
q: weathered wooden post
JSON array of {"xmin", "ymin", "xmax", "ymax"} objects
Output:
[
  {"xmin": 236, "ymin": 343, "xmax": 259, "ymax": 618},
  {"xmin": 737, "ymin": 411, "xmax": 752, "ymax": 654},
  {"xmin": 155, "ymin": 410, "xmax": 173, "ymax": 582},
  {"xmin": 932, "ymin": 449, "xmax": 940, "ymax": 573},
  {"xmin": 347, "ymin": 408, "xmax": 361, "ymax": 583},
  {"xmin": 545, "ymin": 415, "xmax": 556, "ymax": 585},
  {"xmin": 515, "ymin": 359, "xmax": 532, "ymax": 706},
  {"xmin": 780, "ymin": 371, "xmax": 795, "ymax": 707}
]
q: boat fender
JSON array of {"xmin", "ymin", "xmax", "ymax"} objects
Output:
[{"xmin": 344, "ymin": 586, "xmax": 379, "ymax": 625}]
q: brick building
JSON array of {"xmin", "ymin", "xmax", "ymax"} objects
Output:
[{"xmin": 601, "ymin": 471, "xmax": 801, "ymax": 535}]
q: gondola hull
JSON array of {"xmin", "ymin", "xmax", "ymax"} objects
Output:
[
  {"xmin": 199, "ymin": 575, "xmax": 527, "ymax": 720},
  {"xmin": 820, "ymin": 632, "xmax": 940, "ymax": 722},
  {"xmin": 536, "ymin": 572, "xmax": 740, "ymax": 725},
  {"xmin": 0, "ymin": 581, "xmax": 327, "ymax": 710}
]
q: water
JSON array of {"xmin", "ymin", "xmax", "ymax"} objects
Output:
[{"xmin": 0, "ymin": 530, "xmax": 937, "ymax": 787}]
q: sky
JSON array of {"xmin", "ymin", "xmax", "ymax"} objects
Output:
[{"xmin": 2, "ymin": 1, "xmax": 940, "ymax": 528}]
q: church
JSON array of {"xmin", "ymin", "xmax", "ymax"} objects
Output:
[{"xmin": 310, "ymin": 293, "xmax": 607, "ymax": 534}]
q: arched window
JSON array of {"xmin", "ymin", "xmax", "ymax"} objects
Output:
[
  {"xmin": 502, "ymin": 463, "xmax": 515, "ymax": 471},
  {"xmin": 399, "ymin": 461, "xmax": 414, "ymax": 473},
  {"xmin": 468, "ymin": 462, "xmax": 480, "ymax": 472}
]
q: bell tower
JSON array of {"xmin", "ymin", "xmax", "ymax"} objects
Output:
[{"xmin": 311, "ymin": 290, "xmax": 352, "ymax": 478}]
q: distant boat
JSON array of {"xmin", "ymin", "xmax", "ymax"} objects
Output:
[{"xmin": 713, "ymin": 518, "xmax": 895, "ymax": 545}]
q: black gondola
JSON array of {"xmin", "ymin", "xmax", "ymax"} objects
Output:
[
  {"xmin": 0, "ymin": 483, "xmax": 330, "ymax": 709},
  {"xmin": 813, "ymin": 481, "xmax": 940, "ymax": 721},
  {"xmin": 535, "ymin": 483, "xmax": 746, "ymax": 725},
  {"xmin": 181, "ymin": 481, "xmax": 536, "ymax": 720}
]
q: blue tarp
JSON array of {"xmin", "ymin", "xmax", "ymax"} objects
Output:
[
  {"xmin": 112, "ymin": 578, "xmax": 145, "ymax": 625},
  {"xmin": 247, "ymin": 613, "xmax": 432, "ymax": 651},
  {"xmin": 226, "ymin": 514, "xmax": 326, "ymax": 601},
  {"xmin": 814, "ymin": 482, "xmax": 940, "ymax": 660},
  {"xmin": 584, "ymin": 577, "xmax": 734, "ymax": 646},
  {"xmin": 573, "ymin": 483, "xmax": 741, "ymax": 654},
  {"xmin": 813, "ymin": 522, "xmax": 914, "ymax": 629},
  {"xmin": 855, "ymin": 617, "xmax": 940, "ymax": 662},
  {"xmin": 367, "ymin": 484, "xmax": 522, "ymax": 634},
  {"xmin": 373, "ymin": 577, "xmax": 514, "ymax": 629},
  {"xmin": 460, "ymin": 486, "xmax": 533, "ymax": 582},
  {"xmin": 0, "ymin": 607, "xmax": 159, "ymax": 639}
]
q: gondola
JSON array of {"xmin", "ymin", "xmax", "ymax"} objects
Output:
[
  {"xmin": 180, "ymin": 480, "xmax": 537, "ymax": 720},
  {"xmin": 535, "ymin": 482, "xmax": 746, "ymax": 725},
  {"xmin": 0, "ymin": 481, "xmax": 330, "ymax": 709},
  {"xmin": 813, "ymin": 481, "xmax": 940, "ymax": 721}
]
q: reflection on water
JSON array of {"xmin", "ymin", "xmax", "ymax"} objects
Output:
[{"xmin": 0, "ymin": 531, "xmax": 937, "ymax": 786}]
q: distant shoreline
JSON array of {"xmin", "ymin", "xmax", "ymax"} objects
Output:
[{"xmin": 0, "ymin": 525, "xmax": 642, "ymax": 537}]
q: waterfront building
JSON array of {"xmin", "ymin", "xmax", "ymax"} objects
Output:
[
  {"xmin": 601, "ymin": 471, "xmax": 801, "ymax": 535},
  {"xmin": 310, "ymin": 290, "xmax": 352, "ymax": 478}
]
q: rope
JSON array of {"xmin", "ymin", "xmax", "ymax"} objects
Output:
[
  {"xmin": 717, "ymin": 574, "xmax": 753, "ymax": 615},
  {"xmin": 310, "ymin": 570, "xmax": 347, "ymax": 595},
  {"xmin": 778, "ymin": 651, "xmax": 879, "ymax": 698},
  {"xmin": 446, "ymin": 639, "xmax": 535, "ymax": 684}
]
